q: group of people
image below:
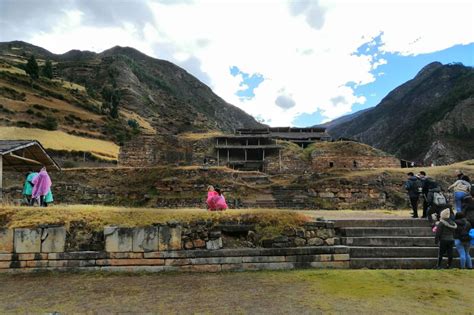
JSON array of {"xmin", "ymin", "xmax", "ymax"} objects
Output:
[
  {"xmin": 206, "ymin": 185, "xmax": 228, "ymax": 211},
  {"xmin": 22, "ymin": 167, "xmax": 53, "ymax": 207},
  {"xmin": 404, "ymin": 170, "xmax": 473, "ymax": 269}
]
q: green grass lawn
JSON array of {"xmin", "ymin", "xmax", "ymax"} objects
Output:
[{"xmin": 0, "ymin": 269, "xmax": 472, "ymax": 313}]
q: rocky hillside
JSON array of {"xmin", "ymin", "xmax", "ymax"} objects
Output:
[
  {"xmin": 328, "ymin": 62, "xmax": 474, "ymax": 165},
  {"xmin": 0, "ymin": 41, "xmax": 262, "ymax": 165}
]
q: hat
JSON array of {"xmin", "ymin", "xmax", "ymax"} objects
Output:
[{"xmin": 440, "ymin": 208, "xmax": 451, "ymax": 220}]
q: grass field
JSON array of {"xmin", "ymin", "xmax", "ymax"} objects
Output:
[
  {"xmin": 0, "ymin": 269, "xmax": 472, "ymax": 313},
  {"xmin": 0, "ymin": 126, "xmax": 119, "ymax": 160}
]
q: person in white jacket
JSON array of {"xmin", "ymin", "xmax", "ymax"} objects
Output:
[{"xmin": 448, "ymin": 170, "xmax": 471, "ymax": 212}]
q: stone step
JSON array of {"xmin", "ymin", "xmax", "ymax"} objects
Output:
[
  {"xmin": 333, "ymin": 219, "xmax": 431, "ymax": 228},
  {"xmin": 350, "ymin": 246, "xmax": 474, "ymax": 258},
  {"xmin": 340, "ymin": 227, "xmax": 433, "ymax": 237},
  {"xmin": 341, "ymin": 236, "xmax": 435, "ymax": 247},
  {"xmin": 351, "ymin": 257, "xmax": 474, "ymax": 269}
]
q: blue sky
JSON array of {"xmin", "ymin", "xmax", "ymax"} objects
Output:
[{"xmin": 293, "ymin": 42, "xmax": 474, "ymax": 127}]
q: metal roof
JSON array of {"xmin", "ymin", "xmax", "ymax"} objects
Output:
[{"xmin": 0, "ymin": 140, "xmax": 60, "ymax": 171}]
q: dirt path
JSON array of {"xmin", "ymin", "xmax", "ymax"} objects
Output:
[{"xmin": 0, "ymin": 269, "xmax": 473, "ymax": 314}]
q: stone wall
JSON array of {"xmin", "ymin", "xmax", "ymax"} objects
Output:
[
  {"xmin": 0, "ymin": 221, "xmax": 349, "ymax": 272},
  {"xmin": 2, "ymin": 167, "xmax": 408, "ymax": 209},
  {"xmin": 312, "ymin": 155, "xmax": 401, "ymax": 172}
]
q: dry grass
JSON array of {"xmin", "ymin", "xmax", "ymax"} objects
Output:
[
  {"xmin": 178, "ymin": 131, "xmax": 224, "ymax": 141},
  {"xmin": 120, "ymin": 109, "xmax": 155, "ymax": 134},
  {"xmin": 337, "ymin": 159, "xmax": 474, "ymax": 179},
  {"xmin": 0, "ymin": 205, "xmax": 310, "ymax": 231},
  {"xmin": 0, "ymin": 63, "xmax": 26, "ymax": 75},
  {"xmin": 0, "ymin": 127, "xmax": 119, "ymax": 160},
  {"xmin": 52, "ymin": 79, "xmax": 86, "ymax": 92}
]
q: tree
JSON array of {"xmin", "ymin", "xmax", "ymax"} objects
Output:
[
  {"xmin": 42, "ymin": 60, "xmax": 53, "ymax": 79},
  {"xmin": 25, "ymin": 55, "xmax": 39, "ymax": 79}
]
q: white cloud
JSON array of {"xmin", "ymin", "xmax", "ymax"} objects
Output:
[{"xmin": 15, "ymin": 0, "xmax": 474, "ymax": 126}]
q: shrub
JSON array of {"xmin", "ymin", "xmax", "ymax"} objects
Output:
[{"xmin": 40, "ymin": 116, "xmax": 58, "ymax": 130}]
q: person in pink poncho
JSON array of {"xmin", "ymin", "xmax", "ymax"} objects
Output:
[
  {"xmin": 31, "ymin": 167, "xmax": 52, "ymax": 207},
  {"xmin": 206, "ymin": 185, "xmax": 218, "ymax": 210},
  {"xmin": 207, "ymin": 186, "xmax": 228, "ymax": 211}
]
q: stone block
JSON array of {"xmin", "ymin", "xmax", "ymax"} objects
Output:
[
  {"xmin": 332, "ymin": 254, "xmax": 350, "ymax": 261},
  {"xmin": 48, "ymin": 251, "xmax": 106, "ymax": 260},
  {"xmin": 48, "ymin": 260, "xmax": 96, "ymax": 268},
  {"xmin": 206, "ymin": 238, "xmax": 223, "ymax": 250},
  {"xmin": 165, "ymin": 258, "xmax": 191, "ymax": 266},
  {"xmin": 319, "ymin": 192, "xmax": 335, "ymax": 198},
  {"xmin": 26, "ymin": 260, "xmax": 49, "ymax": 268},
  {"xmin": 159, "ymin": 226, "xmax": 182, "ymax": 251},
  {"xmin": 41, "ymin": 226, "xmax": 66, "ymax": 253},
  {"xmin": 179, "ymin": 264, "xmax": 221, "ymax": 272},
  {"xmin": 307, "ymin": 237, "xmax": 324, "ymax": 246},
  {"xmin": 96, "ymin": 258, "xmax": 165, "ymax": 266},
  {"xmin": 315, "ymin": 229, "xmax": 335, "ymax": 239},
  {"xmin": 193, "ymin": 239, "xmax": 206, "ymax": 248},
  {"xmin": 132, "ymin": 227, "xmax": 159, "ymax": 252},
  {"xmin": 242, "ymin": 256, "xmax": 286, "ymax": 263},
  {"xmin": 190, "ymin": 257, "xmax": 242, "ymax": 265},
  {"xmin": 325, "ymin": 238, "xmax": 336, "ymax": 246},
  {"xmin": 108, "ymin": 252, "xmax": 143, "ymax": 259},
  {"xmin": 0, "ymin": 229, "xmax": 13, "ymax": 253},
  {"xmin": 104, "ymin": 226, "xmax": 133, "ymax": 252},
  {"xmin": 0, "ymin": 254, "xmax": 12, "ymax": 261},
  {"xmin": 17, "ymin": 253, "xmax": 47, "ymax": 261},
  {"xmin": 14, "ymin": 228, "xmax": 42, "ymax": 253},
  {"xmin": 293, "ymin": 237, "xmax": 306, "ymax": 247}
]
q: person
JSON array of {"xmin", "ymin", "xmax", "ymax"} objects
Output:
[
  {"xmin": 208, "ymin": 187, "xmax": 228, "ymax": 211},
  {"xmin": 31, "ymin": 167, "xmax": 52, "ymax": 207},
  {"xmin": 419, "ymin": 171, "xmax": 441, "ymax": 219},
  {"xmin": 404, "ymin": 172, "xmax": 421, "ymax": 218},
  {"xmin": 461, "ymin": 195, "xmax": 474, "ymax": 227},
  {"xmin": 454, "ymin": 212, "xmax": 472, "ymax": 269},
  {"xmin": 206, "ymin": 185, "xmax": 218, "ymax": 210},
  {"xmin": 22, "ymin": 171, "xmax": 38, "ymax": 205},
  {"xmin": 434, "ymin": 208, "xmax": 457, "ymax": 269},
  {"xmin": 448, "ymin": 170, "xmax": 471, "ymax": 212},
  {"xmin": 213, "ymin": 188, "xmax": 228, "ymax": 211}
]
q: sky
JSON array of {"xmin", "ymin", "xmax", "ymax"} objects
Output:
[{"xmin": 0, "ymin": 0, "xmax": 473, "ymax": 127}]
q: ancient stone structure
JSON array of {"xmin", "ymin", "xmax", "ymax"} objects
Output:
[
  {"xmin": 0, "ymin": 220, "xmax": 349, "ymax": 272},
  {"xmin": 215, "ymin": 127, "xmax": 330, "ymax": 172},
  {"xmin": 311, "ymin": 141, "xmax": 401, "ymax": 171}
]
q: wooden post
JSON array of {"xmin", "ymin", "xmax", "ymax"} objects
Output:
[
  {"xmin": 262, "ymin": 149, "xmax": 265, "ymax": 161},
  {"xmin": 217, "ymin": 149, "xmax": 220, "ymax": 166},
  {"xmin": 244, "ymin": 149, "xmax": 247, "ymax": 161},
  {"xmin": 0, "ymin": 155, "xmax": 3, "ymax": 201},
  {"xmin": 227, "ymin": 149, "xmax": 229, "ymax": 163}
]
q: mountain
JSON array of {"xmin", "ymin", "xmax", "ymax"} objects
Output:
[
  {"xmin": 315, "ymin": 108, "xmax": 372, "ymax": 129},
  {"xmin": 0, "ymin": 41, "xmax": 263, "ymax": 164},
  {"xmin": 327, "ymin": 62, "xmax": 474, "ymax": 165}
]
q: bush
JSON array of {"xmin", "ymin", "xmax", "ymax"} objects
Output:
[{"xmin": 40, "ymin": 116, "xmax": 58, "ymax": 130}]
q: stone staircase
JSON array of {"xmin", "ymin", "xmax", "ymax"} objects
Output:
[{"xmin": 335, "ymin": 219, "xmax": 474, "ymax": 269}]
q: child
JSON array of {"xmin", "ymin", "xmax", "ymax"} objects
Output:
[
  {"xmin": 213, "ymin": 188, "xmax": 228, "ymax": 211},
  {"xmin": 454, "ymin": 212, "xmax": 472, "ymax": 269},
  {"xmin": 435, "ymin": 208, "xmax": 457, "ymax": 269}
]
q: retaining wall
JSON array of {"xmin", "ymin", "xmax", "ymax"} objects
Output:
[{"xmin": 0, "ymin": 222, "xmax": 349, "ymax": 272}]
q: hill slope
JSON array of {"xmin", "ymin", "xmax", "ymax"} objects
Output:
[
  {"xmin": 0, "ymin": 41, "xmax": 262, "ymax": 165},
  {"xmin": 328, "ymin": 62, "xmax": 474, "ymax": 165}
]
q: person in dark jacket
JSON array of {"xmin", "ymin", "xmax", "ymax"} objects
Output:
[
  {"xmin": 454, "ymin": 212, "xmax": 472, "ymax": 269},
  {"xmin": 435, "ymin": 208, "xmax": 457, "ymax": 269},
  {"xmin": 462, "ymin": 195, "xmax": 474, "ymax": 227},
  {"xmin": 419, "ymin": 171, "xmax": 438, "ymax": 218},
  {"xmin": 404, "ymin": 172, "xmax": 421, "ymax": 218}
]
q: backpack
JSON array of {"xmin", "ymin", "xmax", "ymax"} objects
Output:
[
  {"xmin": 432, "ymin": 192, "xmax": 447, "ymax": 206},
  {"xmin": 469, "ymin": 229, "xmax": 474, "ymax": 245},
  {"xmin": 415, "ymin": 179, "xmax": 423, "ymax": 194},
  {"xmin": 459, "ymin": 222, "xmax": 472, "ymax": 242}
]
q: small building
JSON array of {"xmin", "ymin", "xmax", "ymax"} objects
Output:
[
  {"xmin": 0, "ymin": 140, "xmax": 60, "ymax": 199},
  {"xmin": 310, "ymin": 141, "xmax": 400, "ymax": 171}
]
